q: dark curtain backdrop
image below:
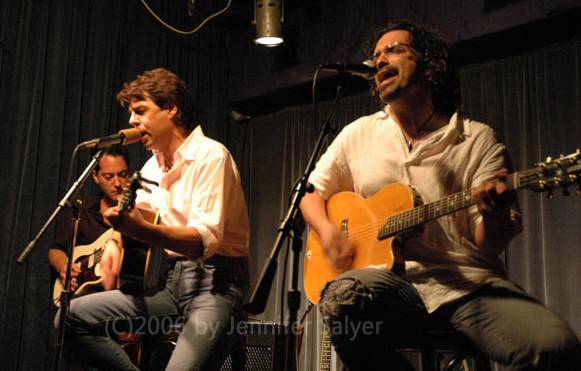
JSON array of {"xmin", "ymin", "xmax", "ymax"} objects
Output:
[
  {"xmin": 0, "ymin": 1, "xmax": 230, "ymax": 369},
  {"xmin": 1, "ymin": 1, "xmax": 580, "ymax": 370}
]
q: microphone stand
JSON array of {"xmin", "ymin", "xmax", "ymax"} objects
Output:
[
  {"xmin": 17, "ymin": 148, "xmax": 104, "ymax": 371},
  {"xmin": 245, "ymin": 73, "xmax": 345, "ymax": 371}
]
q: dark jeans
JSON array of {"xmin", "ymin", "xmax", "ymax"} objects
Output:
[
  {"xmin": 319, "ymin": 267, "xmax": 581, "ymax": 371},
  {"xmin": 56, "ymin": 256, "xmax": 249, "ymax": 371}
]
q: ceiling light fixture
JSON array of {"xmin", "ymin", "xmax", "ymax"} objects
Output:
[{"xmin": 253, "ymin": 0, "xmax": 284, "ymax": 47}]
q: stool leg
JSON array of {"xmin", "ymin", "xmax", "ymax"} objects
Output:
[
  {"xmin": 443, "ymin": 354, "xmax": 491, "ymax": 371},
  {"xmin": 443, "ymin": 354, "xmax": 465, "ymax": 371},
  {"xmin": 473, "ymin": 356, "xmax": 491, "ymax": 371},
  {"xmin": 421, "ymin": 349, "xmax": 436, "ymax": 371}
]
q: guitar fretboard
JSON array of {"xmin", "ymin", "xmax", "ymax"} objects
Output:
[
  {"xmin": 320, "ymin": 327, "xmax": 332, "ymax": 371},
  {"xmin": 80, "ymin": 247, "xmax": 104, "ymax": 269},
  {"xmin": 377, "ymin": 173, "xmax": 521, "ymax": 240}
]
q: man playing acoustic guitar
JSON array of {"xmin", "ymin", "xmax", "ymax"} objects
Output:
[
  {"xmin": 300, "ymin": 21, "xmax": 580, "ymax": 370},
  {"xmin": 59, "ymin": 68, "xmax": 250, "ymax": 370}
]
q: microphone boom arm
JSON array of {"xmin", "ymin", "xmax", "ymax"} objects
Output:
[{"xmin": 17, "ymin": 149, "xmax": 104, "ymax": 263}]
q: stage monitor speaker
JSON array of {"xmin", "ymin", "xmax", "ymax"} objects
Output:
[
  {"xmin": 220, "ymin": 322, "xmax": 287, "ymax": 371},
  {"xmin": 134, "ymin": 321, "xmax": 288, "ymax": 371}
]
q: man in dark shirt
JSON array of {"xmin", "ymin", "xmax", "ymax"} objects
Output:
[{"xmin": 49, "ymin": 144, "xmax": 130, "ymax": 295}]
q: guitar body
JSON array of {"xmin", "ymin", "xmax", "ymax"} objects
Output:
[
  {"xmin": 304, "ymin": 149, "xmax": 581, "ymax": 304},
  {"xmin": 53, "ymin": 207, "xmax": 166, "ymax": 305},
  {"xmin": 304, "ymin": 183, "xmax": 415, "ymax": 304},
  {"xmin": 118, "ymin": 207, "xmax": 166, "ymax": 294},
  {"xmin": 52, "ymin": 229, "xmax": 115, "ymax": 306}
]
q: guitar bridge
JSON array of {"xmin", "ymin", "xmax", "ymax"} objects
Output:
[{"xmin": 341, "ymin": 219, "xmax": 348, "ymax": 238}]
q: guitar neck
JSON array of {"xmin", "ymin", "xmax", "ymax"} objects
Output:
[
  {"xmin": 93, "ymin": 248, "xmax": 104, "ymax": 263},
  {"xmin": 320, "ymin": 327, "xmax": 332, "ymax": 371},
  {"xmin": 377, "ymin": 172, "xmax": 524, "ymax": 240},
  {"xmin": 77, "ymin": 246, "xmax": 105, "ymax": 269}
]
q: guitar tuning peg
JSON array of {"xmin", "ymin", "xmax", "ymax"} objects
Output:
[
  {"xmin": 545, "ymin": 156, "xmax": 553, "ymax": 164},
  {"xmin": 547, "ymin": 190, "xmax": 554, "ymax": 199}
]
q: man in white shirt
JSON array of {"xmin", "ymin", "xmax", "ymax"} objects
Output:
[
  {"xmin": 60, "ymin": 68, "xmax": 250, "ymax": 370},
  {"xmin": 300, "ymin": 21, "xmax": 580, "ymax": 370}
]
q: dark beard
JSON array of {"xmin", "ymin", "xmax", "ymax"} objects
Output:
[{"xmin": 378, "ymin": 83, "xmax": 403, "ymax": 104}]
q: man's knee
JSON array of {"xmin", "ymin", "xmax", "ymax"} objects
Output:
[
  {"xmin": 502, "ymin": 322, "xmax": 581, "ymax": 369},
  {"xmin": 319, "ymin": 278, "xmax": 374, "ymax": 323},
  {"xmin": 535, "ymin": 327, "xmax": 581, "ymax": 369}
]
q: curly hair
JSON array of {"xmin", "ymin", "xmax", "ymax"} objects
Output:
[
  {"xmin": 369, "ymin": 20, "xmax": 460, "ymax": 116},
  {"xmin": 116, "ymin": 68, "xmax": 196, "ymax": 132}
]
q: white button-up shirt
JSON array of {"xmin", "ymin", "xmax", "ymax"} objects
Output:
[
  {"xmin": 137, "ymin": 126, "xmax": 250, "ymax": 258},
  {"xmin": 309, "ymin": 107, "xmax": 522, "ymax": 312}
]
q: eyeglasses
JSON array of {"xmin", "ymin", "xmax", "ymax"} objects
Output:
[{"xmin": 372, "ymin": 42, "xmax": 418, "ymax": 65}]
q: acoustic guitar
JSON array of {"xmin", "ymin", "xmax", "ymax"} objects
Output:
[
  {"xmin": 53, "ymin": 172, "xmax": 165, "ymax": 306},
  {"xmin": 115, "ymin": 172, "xmax": 166, "ymax": 294},
  {"xmin": 304, "ymin": 150, "xmax": 581, "ymax": 304}
]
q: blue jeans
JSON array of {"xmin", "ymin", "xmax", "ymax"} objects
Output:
[
  {"xmin": 319, "ymin": 267, "xmax": 581, "ymax": 371},
  {"xmin": 57, "ymin": 256, "xmax": 249, "ymax": 371}
]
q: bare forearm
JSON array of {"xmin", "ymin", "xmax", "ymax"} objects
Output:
[
  {"xmin": 474, "ymin": 210, "xmax": 520, "ymax": 255},
  {"xmin": 300, "ymin": 191, "xmax": 332, "ymax": 234},
  {"xmin": 140, "ymin": 223, "xmax": 205, "ymax": 259},
  {"xmin": 471, "ymin": 169, "xmax": 521, "ymax": 255},
  {"xmin": 48, "ymin": 248, "xmax": 67, "ymax": 272},
  {"xmin": 105, "ymin": 206, "xmax": 205, "ymax": 260}
]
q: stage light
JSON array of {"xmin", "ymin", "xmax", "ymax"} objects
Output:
[{"xmin": 253, "ymin": 0, "xmax": 284, "ymax": 47}]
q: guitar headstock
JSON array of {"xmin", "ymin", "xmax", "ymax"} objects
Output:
[
  {"xmin": 118, "ymin": 172, "xmax": 143, "ymax": 213},
  {"xmin": 516, "ymin": 149, "xmax": 581, "ymax": 197}
]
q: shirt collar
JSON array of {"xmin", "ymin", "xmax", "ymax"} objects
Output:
[
  {"xmin": 177, "ymin": 125, "xmax": 204, "ymax": 161},
  {"xmin": 153, "ymin": 125, "xmax": 203, "ymax": 171},
  {"xmin": 384, "ymin": 105, "xmax": 467, "ymax": 139}
]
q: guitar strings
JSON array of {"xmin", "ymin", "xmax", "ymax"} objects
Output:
[
  {"xmin": 325, "ymin": 171, "xmax": 531, "ymax": 241},
  {"xmin": 328, "ymin": 189, "xmax": 477, "ymax": 239}
]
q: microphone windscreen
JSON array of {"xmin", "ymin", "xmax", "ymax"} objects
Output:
[{"xmin": 119, "ymin": 128, "xmax": 142, "ymax": 145}]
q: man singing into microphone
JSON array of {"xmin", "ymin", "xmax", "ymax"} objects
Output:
[
  {"xmin": 300, "ymin": 20, "xmax": 580, "ymax": 370},
  {"xmin": 59, "ymin": 68, "xmax": 250, "ymax": 370}
]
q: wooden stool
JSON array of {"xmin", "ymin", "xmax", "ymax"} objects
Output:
[{"xmin": 118, "ymin": 332, "xmax": 144, "ymax": 366}]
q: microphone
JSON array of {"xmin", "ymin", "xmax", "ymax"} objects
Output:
[
  {"xmin": 77, "ymin": 128, "xmax": 142, "ymax": 149},
  {"xmin": 319, "ymin": 60, "xmax": 377, "ymax": 80}
]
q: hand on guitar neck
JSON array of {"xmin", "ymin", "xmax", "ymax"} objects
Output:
[
  {"xmin": 472, "ymin": 169, "xmax": 516, "ymax": 216},
  {"xmin": 104, "ymin": 171, "xmax": 158, "ymax": 246},
  {"xmin": 103, "ymin": 203, "xmax": 155, "ymax": 244},
  {"xmin": 472, "ymin": 168, "xmax": 520, "ymax": 255}
]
